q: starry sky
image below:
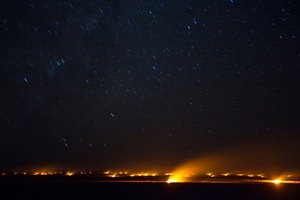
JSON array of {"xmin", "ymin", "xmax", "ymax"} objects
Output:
[{"xmin": 1, "ymin": 0, "xmax": 299, "ymax": 171}]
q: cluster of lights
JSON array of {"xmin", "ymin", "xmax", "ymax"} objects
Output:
[
  {"xmin": 0, "ymin": 171, "xmax": 294, "ymax": 179},
  {"xmin": 2, "ymin": 170, "xmax": 300, "ymax": 185},
  {"xmin": 104, "ymin": 171, "xmax": 161, "ymax": 178},
  {"xmin": 0, "ymin": 171, "xmax": 92, "ymax": 176},
  {"xmin": 129, "ymin": 173, "xmax": 158, "ymax": 177},
  {"xmin": 80, "ymin": 171, "xmax": 93, "ymax": 175},
  {"xmin": 0, "ymin": 170, "xmax": 165, "ymax": 177},
  {"xmin": 166, "ymin": 172, "xmax": 300, "ymax": 184},
  {"xmin": 166, "ymin": 177, "xmax": 291, "ymax": 184},
  {"xmin": 205, "ymin": 173, "xmax": 266, "ymax": 178},
  {"xmin": 104, "ymin": 171, "xmax": 128, "ymax": 177}
]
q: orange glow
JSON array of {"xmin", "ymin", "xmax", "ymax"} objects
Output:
[
  {"xmin": 272, "ymin": 179, "xmax": 282, "ymax": 184},
  {"xmin": 257, "ymin": 174, "xmax": 265, "ymax": 178},
  {"xmin": 206, "ymin": 173, "xmax": 215, "ymax": 177},
  {"xmin": 65, "ymin": 171, "xmax": 74, "ymax": 176},
  {"xmin": 110, "ymin": 174, "xmax": 117, "ymax": 178},
  {"xmin": 167, "ymin": 173, "xmax": 186, "ymax": 183},
  {"xmin": 103, "ymin": 171, "xmax": 159, "ymax": 177},
  {"xmin": 167, "ymin": 179, "xmax": 180, "ymax": 183}
]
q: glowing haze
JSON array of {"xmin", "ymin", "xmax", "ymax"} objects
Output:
[{"xmin": 168, "ymin": 140, "xmax": 300, "ymax": 182}]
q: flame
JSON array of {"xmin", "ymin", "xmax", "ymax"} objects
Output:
[
  {"xmin": 167, "ymin": 179, "xmax": 180, "ymax": 183},
  {"xmin": 167, "ymin": 173, "xmax": 186, "ymax": 183},
  {"xmin": 272, "ymin": 179, "xmax": 282, "ymax": 184}
]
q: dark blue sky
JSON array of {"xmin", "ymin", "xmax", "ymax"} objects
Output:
[{"xmin": 0, "ymin": 0, "xmax": 299, "ymax": 171}]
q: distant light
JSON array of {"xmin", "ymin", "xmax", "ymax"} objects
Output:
[
  {"xmin": 110, "ymin": 173, "xmax": 118, "ymax": 178},
  {"xmin": 206, "ymin": 173, "xmax": 215, "ymax": 177},
  {"xmin": 273, "ymin": 179, "xmax": 282, "ymax": 184},
  {"xmin": 66, "ymin": 172, "xmax": 74, "ymax": 176},
  {"xmin": 257, "ymin": 174, "xmax": 265, "ymax": 178},
  {"xmin": 222, "ymin": 173, "xmax": 230, "ymax": 177},
  {"xmin": 167, "ymin": 179, "xmax": 179, "ymax": 183}
]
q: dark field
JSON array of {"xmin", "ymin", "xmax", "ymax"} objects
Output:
[{"xmin": 1, "ymin": 176, "xmax": 300, "ymax": 200}]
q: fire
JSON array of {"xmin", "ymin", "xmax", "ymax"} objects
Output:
[
  {"xmin": 167, "ymin": 173, "xmax": 185, "ymax": 183},
  {"xmin": 272, "ymin": 179, "xmax": 282, "ymax": 184},
  {"xmin": 167, "ymin": 179, "xmax": 180, "ymax": 183}
]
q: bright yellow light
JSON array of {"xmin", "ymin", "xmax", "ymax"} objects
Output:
[
  {"xmin": 167, "ymin": 173, "xmax": 185, "ymax": 183},
  {"xmin": 257, "ymin": 174, "xmax": 265, "ymax": 178},
  {"xmin": 66, "ymin": 172, "xmax": 74, "ymax": 176},
  {"xmin": 206, "ymin": 173, "xmax": 215, "ymax": 177},
  {"xmin": 273, "ymin": 179, "xmax": 282, "ymax": 184},
  {"xmin": 167, "ymin": 179, "xmax": 180, "ymax": 183}
]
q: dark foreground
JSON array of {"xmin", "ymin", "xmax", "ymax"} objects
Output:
[{"xmin": 1, "ymin": 176, "xmax": 300, "ymax": 200}]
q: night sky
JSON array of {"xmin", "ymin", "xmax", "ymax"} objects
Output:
[{"xmin": 1, "ymin": 0, "xmax": 299, "ymax": 172}]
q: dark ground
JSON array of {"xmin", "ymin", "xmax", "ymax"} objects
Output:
[{"xmin": 1, "ymin": 176, "xmax": 300, "ymax": 200}]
